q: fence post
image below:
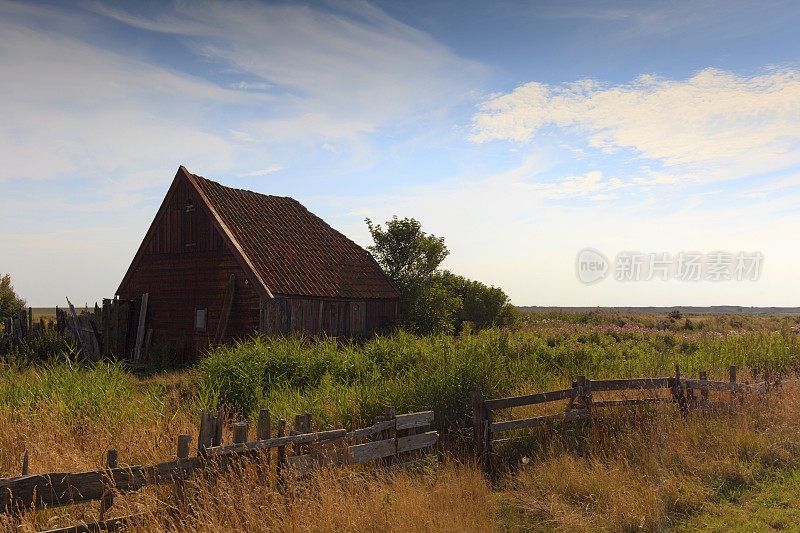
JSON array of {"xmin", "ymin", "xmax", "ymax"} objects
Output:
[
  {"xmin": 698, "ymin": 371, "xmax": 708, "ymax": 412},
  {"xmin": 233, "ymin": 422, "xmax": 249, "ymax": 471},
  {"xmin": 471, "ymin": 389, "xmax": 486, "ymax": 461},
  {"xmin": 481, "ymin": 411, "xmax": 493, "ymax": 480},
  {"xmin": 175, "ymin": 434, "xmax": 191, "ymax": 511},
  {"xmin": 672, "ymin": 364, "xmax": 687, "ymax": 416},
  {"xmin": 257, "ymin": 409, "xmax": 271, "ymax": 442},
  {"xmin": 257, "ymin": 409, "xmax": 271, "ymax": 466},
  {"xmin": 276, "ymin": 418, "xmax": 287, "ymax": 483},
  {"xmin": 99, "ymin": 449, "xmax": 117, "ymax": 520},
  {"xmin": 294, "ymin": 414, "xmax": 311, "ymax": 456},
  {"xmin": 576, "ymin": 375, "xmax": 592, "ymax": 417},
  {"xmin": 212, "ymin": 407, "xmax": 225, "ymax": 447},
  {"xmin": 233, "ymin": 422, "xmax": 249, "ymax": 444},
  {"xmin": 384, "ymin": 406, "xmax": 397, "ymax": 466},
  {"xmin": 197, "ymin": 410, "xmax": 213, "ymax": 457}
]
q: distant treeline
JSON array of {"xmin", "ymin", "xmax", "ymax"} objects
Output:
[{"xmin": 519, "ymin": 306, "xmax": 800, "ymax": 315}]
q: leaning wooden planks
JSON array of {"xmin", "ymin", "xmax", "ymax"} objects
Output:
[
  {"xmin": 484, "ymin": 387, "xmax": 579, "ymax": 411},
  {"xmin": 593, "ymin": 398, "xmax": 669, "ymax": 409},
  {"xmin": 288, "ymin": 431, "xmax": 439, "ymax": 474},
  {"xmin": 206, "ymin": 429, "xmax": 346, "ymax": 456},
  {"xmin": 345, "ymin": 411, "xmax": 434, "ymax": 444},
  {"xmin": 491, "ymin": 409, "xmax": 589, "ymax": 434}
]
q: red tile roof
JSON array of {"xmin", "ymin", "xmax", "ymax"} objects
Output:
[{"xmin": 191, "ymin": 173, "xmax": 399, "ymax": 300}]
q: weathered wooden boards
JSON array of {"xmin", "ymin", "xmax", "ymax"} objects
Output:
[
  {"xmin": 485, "ymin": 387, "xmax": 578, "ymax": 410},
  {"xmin": 214, "ymin": 274, "xmax": 236, "ymax": 345},
  {"xmin": 491, "ymin": 409, "xmax": 589, "ymax": 434},
  {"xmin": 132, "ymin": 293, "xmax": 149, "ymax": 363},
  {"xmin": 288, "ymin": 412, "xmax": 437, "ymax": 475},
  {"xmin": 472, "ymin": 366, "xmax": 771, "ymax": 478},
  {"xmin": 0, "ymin": 408, "xmax": 438, "ymax": 519}
]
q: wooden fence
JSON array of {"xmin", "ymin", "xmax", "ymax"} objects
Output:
[
  {"xmin": 471, "ymin": 365, "xmax": 774, "ymax": 477},
  {"xmin": 1, "ymin": 297, "xmax": 140, "ymax": 363},
  {"xmin": 0, "ymin": 407, "xmax": 437, "ymax": 532}
]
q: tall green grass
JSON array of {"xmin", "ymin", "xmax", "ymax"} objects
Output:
[
  {"xmin": 197, "ymin": 314, "xmax": 800, "ymax": 437},
  {"xmin": 0, "ymin": 355, "xmax": 165, "ymax": 426}
]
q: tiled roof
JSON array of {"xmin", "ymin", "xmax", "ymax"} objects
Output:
[{"xmin": 191, "ymin": 173, "xmax": 399, "ymax": 299}]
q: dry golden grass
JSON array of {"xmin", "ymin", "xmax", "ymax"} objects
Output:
[
  {"xmin": 2, "ymin": 373, "xmax": 800, "ymax": 532},
  {"xmin": 496, "ymin": 381, "xmax": 800, "ymax": 532}
]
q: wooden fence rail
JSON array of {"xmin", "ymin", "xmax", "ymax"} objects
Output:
[
  {"xmin": 0, "ymin": 407, "xmax": 437, "ymax": 532},
  {"xmin": 472, "ymin": 365, "xmax": 774, "ymax": 478}
]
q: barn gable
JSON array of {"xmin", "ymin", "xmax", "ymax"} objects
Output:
[
  {"xmin": 116, "ymin": 166, "xmax": 399, "ymax": 359},
  {"xmin": 118, "ymin": 166, "xmax": 399, "ymax": 302}
]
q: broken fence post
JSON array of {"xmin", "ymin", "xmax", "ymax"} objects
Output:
[
  {"xmin": 99, "ymin": 449, "xmax": 118, "ymax": 520},
  {"xmin": 175, "ymin": 434, "xmax": 191, "ymax": 511}
]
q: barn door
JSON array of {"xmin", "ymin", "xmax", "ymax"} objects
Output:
[{"xmin": 351, "ymin": 301, "xmax": 366, "ymax": 335}]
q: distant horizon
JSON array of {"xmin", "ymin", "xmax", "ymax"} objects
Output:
[{"xmin": 25, "ymin": 303, "xmax": 800, "ymax": 315}]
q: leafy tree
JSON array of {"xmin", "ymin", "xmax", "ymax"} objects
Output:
[
  {"xmin": 366, "ymin": 217, "xmax": 516, "ymax": 334},
  {"xmin": 0, "ymin": 273, "xmax": 25, "ymax": 321},
  {"xmin": 400, "ymin": 278, "xmax": 462, "ymax": 335},
  {"xmin": 437, "ymin": 271, "xmax": 512, "ymax": 330},
  {"xmin": 366, "ymin": 216, "xmax": 448, "ymax": 288}
]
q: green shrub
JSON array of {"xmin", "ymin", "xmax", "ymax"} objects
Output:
[
  {"xmin": 0, "ymin": 274, "xmax": 25, "ymax": 322},
  {"xmin": 196, "ymin": 338, "xmax": 268, "ymax": 417},
  {"xmin": 12, "ymin": 329, "xmax": 75, "ymax": 360}
]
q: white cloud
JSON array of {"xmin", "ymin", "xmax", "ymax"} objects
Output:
[
  {"xmin": 238, "ymin": 165, "xmax": 283, "ymax": 177},
  {"xmin": 514, "ymin": 170, "xmax": 627, "ymax": 199},
  {"xmin": 233, "ymin": 81, "xmax": 273, "ymax": 91},
  {"xmin": 327, "ymin": 158, "xmax": 800, "ymax": 307},
  {"xmin": 471, "ymin": 68, "xmax": 800, "ymax": 183}
]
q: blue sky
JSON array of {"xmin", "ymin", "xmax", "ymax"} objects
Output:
[{"xmin": 2, "ymin": 0, "xmax": 800, "ymax": 307}]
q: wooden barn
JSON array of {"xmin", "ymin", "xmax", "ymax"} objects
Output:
[{"xmin": 116, "ymin": 166, "xmax": 400, "ymax": 361}]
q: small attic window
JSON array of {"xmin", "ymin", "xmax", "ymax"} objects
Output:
[{"xmin": 185, "ymin": 200, "xmax": 195, "ymax": 213}]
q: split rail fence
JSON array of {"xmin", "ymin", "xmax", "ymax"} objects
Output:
[
  {"xmin": 0, "ymin": 407, "xmax": 437, "ymax": 533},
  {"xmin": 472, "ymin": 364, "xmax": 775, "ymax": 477}
]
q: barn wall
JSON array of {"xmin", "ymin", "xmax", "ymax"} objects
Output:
[
  {"xmin": 118, "ymin": 175, "xmax": 399, "ymax": 361},
  {"xmin": 117, "ymin": 179, "xmax": 260, "ymax": 361},
  {"xmin": 260, "ymin": 297, "xmax": 398, "ymax": 337}
]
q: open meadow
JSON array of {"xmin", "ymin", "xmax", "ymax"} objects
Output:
[{"xmin": 2, "ymin": 310, "xmax": 800, "ymax": 532}]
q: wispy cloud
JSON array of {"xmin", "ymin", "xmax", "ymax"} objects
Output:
[
  {"xmin": 0, "ymin": 2, "xmax": 240, "ymax": 183},
  {"xmin": 514, "ymin": 170, "xmax": 627, "ymax": 200},
  {"xmin": 92, "ymin": 0, "xmax": 485, "ymax": 144},
  {"xmin": 238, "ymin": 165, "xmax": 283, "ymax": 177}
]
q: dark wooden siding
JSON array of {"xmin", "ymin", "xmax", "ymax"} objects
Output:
[
  {"xmin": 117, "ymin": 178, "xmax": 260, "ymax": 360},
  {"xmin": 142, "ymin": 178, "xmax": 225, "ymax": 256},
  {"xmin": 119, "ymin": 250, "xmax": 261, "ymax": 359},
  {"xmin": 118, "ymin": 173, "xmax": 399, "ymax": 361},
  {"xmin": 260, "ymin": 297, "xmax": 398, "ymax": 337}
]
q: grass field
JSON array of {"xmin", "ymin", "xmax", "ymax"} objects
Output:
[{"xmin": 2, "ymin": 310, "xmax": 799, "ymax": 531}]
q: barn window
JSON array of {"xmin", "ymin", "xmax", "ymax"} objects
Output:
[{"xmin": 195, "ymin": 309, "xmax": 207, "ymax": 330}]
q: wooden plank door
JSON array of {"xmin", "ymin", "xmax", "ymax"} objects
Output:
[{"xmin": 351, "ymin": 301, "xmax": 366, "ymax": 335}]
